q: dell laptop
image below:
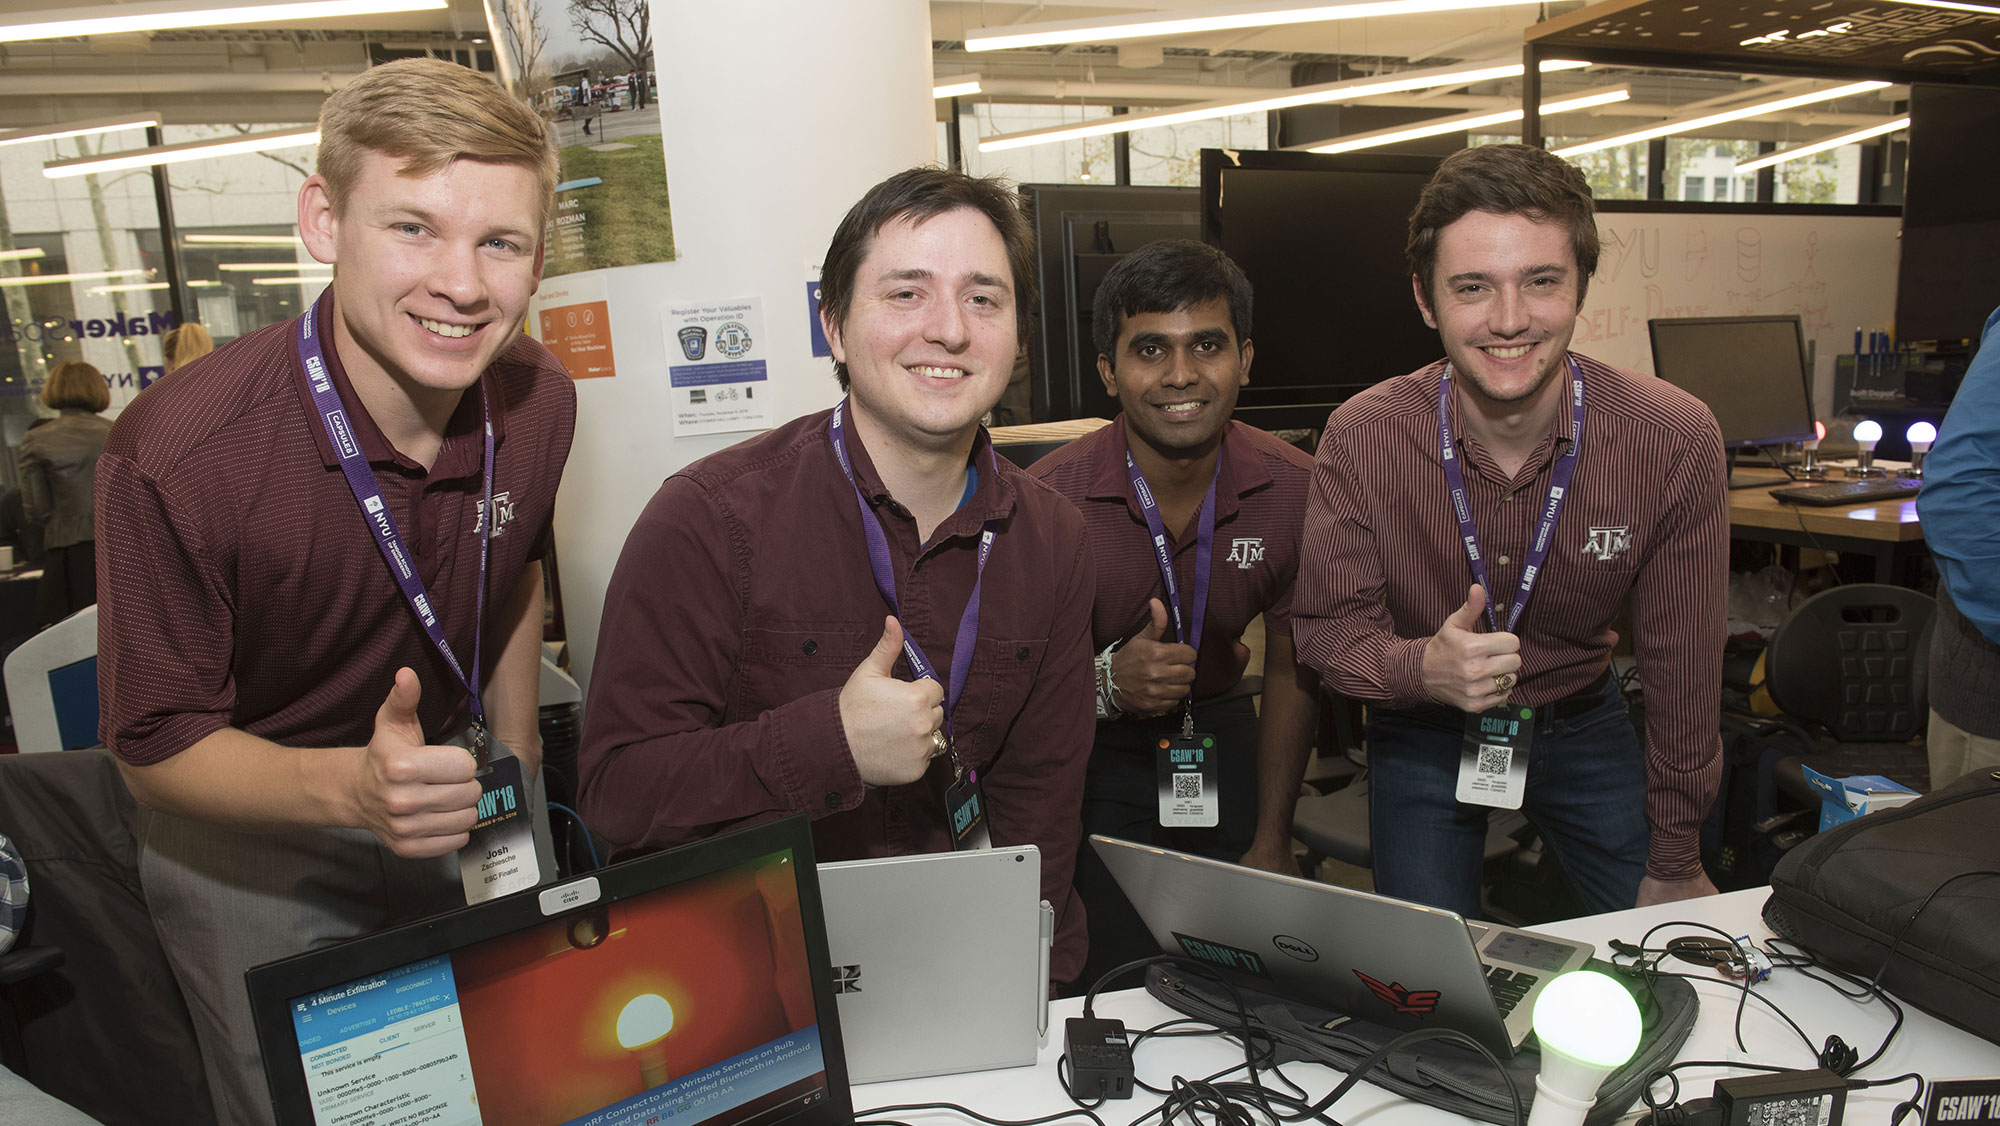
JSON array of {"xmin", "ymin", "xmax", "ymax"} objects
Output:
[
  {"xmin": 248, "ymin": 816, "xmax": 853, "ymax": 1126},
  {"xmin": 1091, "ymin": 835, "xmax": 1593, "ymax": 1058},
  {"xmin": 817, "ymin": 846, "xmax": 1051, "ymax": 1082}
]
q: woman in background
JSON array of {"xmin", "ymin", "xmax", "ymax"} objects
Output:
[
  {"xmin": 18, "ymin": 362, "xmax": 114, "ymax": 625},
  {"xmin": 161, "ymin": 321, "xmax": 213, "ymax": 375}
]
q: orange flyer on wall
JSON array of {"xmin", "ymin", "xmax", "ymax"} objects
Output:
[{"xmin": 538, "ymin": 299, "xmax": 615, "ymax": 379}]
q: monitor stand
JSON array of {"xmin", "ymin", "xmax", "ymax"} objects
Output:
[{"xmin": 1725, "ymin": 449, "xmax": 1787, "ymax": 490}]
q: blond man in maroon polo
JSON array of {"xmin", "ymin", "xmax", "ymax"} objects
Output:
[
  {"xmin": 1293, "ymin": 144, "xmax": 1726, "ymax": 919},
  {"xmin": 96, "ymin": 59, "xmax": 574, "ymax": 1124}
]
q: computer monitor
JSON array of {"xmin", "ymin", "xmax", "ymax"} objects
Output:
[
  {"xmin": 3, "ymin": 604, "xmax": 101, "ymax": 753},
  {"xmin": 1648, "ymin": 315, "xmax": 1817, "ymax": 488}
]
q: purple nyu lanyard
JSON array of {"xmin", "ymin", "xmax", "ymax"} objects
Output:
[
  {"xmin": 296, "ymin": 295, "xmax": 496, "ymax": 735},
  {"xmin": 827, "ymin": 400, "xmax": 998, "ymax": 775},
  {"xmin": 1438, "ymin": 358, "xmax": 1585, "ymax": 635},
  {"xmin": 1125, "ymin": 448, "xmax": 1217, "ymax": 660}
]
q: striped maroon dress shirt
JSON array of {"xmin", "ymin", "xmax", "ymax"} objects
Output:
[{"xmin": 1292, "ymin": 353, "xmax": 1728, "ymax": 880}]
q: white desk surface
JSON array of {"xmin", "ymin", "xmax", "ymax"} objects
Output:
[{"xmin": 851, "ymin": 889, "xmax": 1998, "ymax": 1124}]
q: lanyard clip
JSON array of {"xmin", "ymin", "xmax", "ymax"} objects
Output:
[{"xmin": 1181, "ymin": 702, "xmax": 1196, "ymax": 741}]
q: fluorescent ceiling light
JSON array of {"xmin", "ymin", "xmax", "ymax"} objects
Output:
[
  {"xmin": 89, "ymin": 282, "xmax": 171, "ymax": 295},
  {"xmin": 1734, "ymin": 116, "xmax": 1910, "ymax": 172},
  {"xmin": 216, "ymin": 261, "xmax": 323, "ymax": 272},
  {"xmin": 1300, "ymin": 86, "xmax": 1630, "ymax": 153},
  {"xmin": 44, "ymin": 125, "xmax": 319, "ymax": 178},
  {"xmin": 978, "ymin": 57, "xmax": 1589, "ymax": 152},
  {"xmin": 0, "ymin": 269, "xmax": 149, "ymax": 288},
  {"xmin": 0, "ymin": 0, "xmax": 446, "ymax": 44},
  {"xmin": 1887, "ymin": 0, "xmax": 2000, "ymax": 11},
  {"xmin": 0, "ymin": 248, "xmax": 48, "ymax": 263},
  {"xmin": 933, "ymin": 76, "xmax": 983, "ymax": 99},
  {"xmin": 183, "ymin": 233, "xmax": 304, "ymax": 246},
  {"xmin": 968, "ymin": 0, "xmax": 1545, "ymax": 51},
  {"xmin": 0, "ymin": 114, "xmax": 162, "ymax": 149},
  {"xmin": 254, "ymin": 275, "xmax": 333, "ymax": 286},
  {"xmin": 1552, "ymin": 80, "xmax": 1890, "ymax": 157}
]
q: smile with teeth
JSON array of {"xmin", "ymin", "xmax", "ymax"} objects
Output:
[
  {"xmin": 1482, "ymin": 343, "xmax": 1534, "ymax": 359},
  {"xmin": 1157, "ymin": 401, "xmax": 1205, "ymax": 414},
  {"xmin": 911, "ymin": 365, "xmax": 967, "ymax": 379},
  {"xmin": 417, "ymin": 316, "xmax": 477, "ymax": 339}
]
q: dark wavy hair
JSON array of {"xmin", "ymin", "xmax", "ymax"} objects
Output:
[{"xmin": 1407, "ymin": 144, "xmax": 1599, "ymax": 308}]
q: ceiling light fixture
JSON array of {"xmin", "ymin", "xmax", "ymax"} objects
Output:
[
  {"xmin": 1886, "ymin": 0, "xmax": 2000, "ymax": 12},
  {"xmin": 933, "ymin": 76, "xmax": 983, "ymax": 99},
  {"xmin": 967, "ymin": 0, "xmax": 1547, "ymax": 51},
  {"xmin": 1552, "ymin": 80, "xmax": 1890, "ymax": 158},
  {"xmin": 183, "ymin": 233, "xmax": 305, "ymax": 247},
  {"xmin": 1732, "ymin": 116, "xmax": 1909, "ymax": 172},
  {"xmin": 44, "ymin": 125, "xmax": 319, "ymax": 178},
  {"xmin": 0, "ymin": 114, "xmax": 163, "ymax": 149},
  {"xmin": 0, "ymin": 248, "xmax": 49, "ymax": 263},
  {"xmin": 0, "ymin": 0, "xmax": 446, "ymax": 44},
  {"xmin": 0, "ymin": 269, "xmax": 150, "ymax": 288},
  {"xmin": 978, "ymin": 57, "xmax": 1589, "ymax": 152},
  {"xmin": 88, "ymin": 282, "xmax": 172, "ymax": 295},
  {"xmin": 253, "ymin": 276, "xmax": 333, "ymax": 286},
  {"xmin": 216, "ymin": 261, "xmax": 324, "ymax": 272},
  {"xmin": 1300, "ymin": 86, "xmax": 1630, "ymax": 153}
]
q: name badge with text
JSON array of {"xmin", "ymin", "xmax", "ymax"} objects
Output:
[{"xmin": 1457, "ymin": 706, "xmax": 1532, "ymax": 810}]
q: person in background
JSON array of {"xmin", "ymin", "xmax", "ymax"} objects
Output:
[
  {"xmin": 1028, "ymin": 239, "xmax": 1318, "ymax": 985},
  {"xmin": 18, "ymin": 361, "xmax": 113, "ymax": 625},
  {"xmin": 1293, "ymin": 144, "xmax": 1727, "ymax": 918},
  {"xmin": 161, "ymin": 321, "xmax": 214, "ymax": 376},
  {"xmin": 1917, "ymin": 305, "xmax": 2000, "ymax": 787}
]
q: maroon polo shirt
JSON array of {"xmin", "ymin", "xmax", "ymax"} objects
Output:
[
  {"xmin": 1293, "ymin": 353, "xmax": 1727, "ymax": 880},
  {"xmin": 579, "ymin": 408, "xmax": 1096, "ymax": 983},
  {"xmin": 1028, "ymin": 417, "xmax": 1314, "ymax": 702},
  {"xmin": 96, "ymin": 302, "xmax": 576, "ymax": 764}
]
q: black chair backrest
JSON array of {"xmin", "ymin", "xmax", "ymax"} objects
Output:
[{"xmin": 1766, "ymin": 583, "xmax": 1935, "ymax": 741}]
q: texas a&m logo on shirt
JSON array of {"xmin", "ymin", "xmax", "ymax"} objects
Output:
[
  {"xmin": 1580, "ymin": 525, "xmax": 1633, "ymax": 562},
  {"xmin": 1226, "ymin": 537, "xmax": 1265, "ymax": 569},
  {"xmin": 475, "ymin": 492, "xmax": 517, "ymax": 538}
]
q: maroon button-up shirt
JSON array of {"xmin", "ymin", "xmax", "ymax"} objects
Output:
[
  {"xmin": 1028, "ymin": 417, "xmax": 1314, "ymax": 702},
  {"xmin": 580, "ymin": 408, "xmax": 1096, "ymax": 982},
  {"xmin": 1293, "ymin": 354, "xmax": 1727, "ymax": 880},
  {"xmin": 96, "ymin": 310, "xmax": 575, "ymax": 764}
]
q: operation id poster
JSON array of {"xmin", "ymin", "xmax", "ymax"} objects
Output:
[{"xmin": 663, "ymin": 296, "xmax": 773, "ymax": 436}]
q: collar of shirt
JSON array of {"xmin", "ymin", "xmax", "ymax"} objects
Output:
[
  {"xmin": 1441, "ymin": 356, "xmax": 1577, "ymax": 488},
  {"xmin": 826, "ymin": 415, "xmax": 1018, "ymax": 545},
  {"xmin": 1084, "ymin": 415, "xmax": 1272, "ymax": 530},
  {"xmin": 290, "ymin": 302, "xmax": 509, "ymax": 482}
]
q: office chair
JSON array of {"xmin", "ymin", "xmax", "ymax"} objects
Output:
[{"xmin": 1763, "ymin": 583, "xmax": 1934, "ymax": 742}]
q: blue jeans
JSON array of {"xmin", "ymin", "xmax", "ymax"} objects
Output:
[{"xmin": 1365, "ymin": 675, "xmax": 1649, "ymax": 919}]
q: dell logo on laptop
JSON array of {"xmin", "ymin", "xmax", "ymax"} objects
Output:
[
  {"xmin": 832, "ymin": 965, "xmax": 862, "ymax": 994},
  {"xmin": 1272, "ymin": 935, "xmax": 1319, "ymax": 962}
]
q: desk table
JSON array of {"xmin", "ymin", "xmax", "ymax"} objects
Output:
[
  {"xmin": 1728, "ymin": 468, "xmax": 1926, "ymax": 586},
  {"xmin": 853, "ymin": 890, "xmax": 1997, "ymax": 1124}
]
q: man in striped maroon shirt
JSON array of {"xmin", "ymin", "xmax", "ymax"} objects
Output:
[
  {"xmin": 1293, "ymin": 144, "xmax": 1726, "ymax": 918},
  {"xmin": 1030, "ymin": 240, "xmax": 1318, "ymax": 984}
]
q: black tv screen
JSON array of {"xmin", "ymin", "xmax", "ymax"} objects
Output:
[
  {"xmin": 1896, "ymin": 84, "xmax": 2000, "ymax": 344},
  {"xmin": 1200, "ymin": 149, "xmax": 1444, "ymax": 431}
]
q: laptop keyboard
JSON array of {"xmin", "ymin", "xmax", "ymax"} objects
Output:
[{"xmin": 1483, "ymin": 964, "xmax": 1538, "ymax": 1015}]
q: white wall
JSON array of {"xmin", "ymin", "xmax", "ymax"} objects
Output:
[{"xmin": 549, "ymin": 0, "xmax": 936, "ymax": 692}]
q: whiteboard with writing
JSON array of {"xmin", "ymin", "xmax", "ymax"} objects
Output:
[{"xmin": 1573, "ymin": 207, "xmax": 1902, "ymax": 419}]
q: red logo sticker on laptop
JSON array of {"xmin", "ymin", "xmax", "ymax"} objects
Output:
[{"xmin": 1354, "ymin": 970, "xmax": 1441, "ymax": 1016}]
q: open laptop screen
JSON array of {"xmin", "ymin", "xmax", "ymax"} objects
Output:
[{"xmin": 249, "ymin": 817, "xmax": 850, "ymax": 1126}]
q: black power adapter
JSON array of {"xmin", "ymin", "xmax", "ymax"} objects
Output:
[
  {"xmin": 1064, "ymin": 1016, "xmax": 1135, "ymax": 1100},
  {"xmin": 1715, "ymin": 1069, "xmax": 1848, "ymax": 1126}
]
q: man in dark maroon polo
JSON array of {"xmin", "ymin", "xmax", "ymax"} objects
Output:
[
  {"xmin": 580, "ymin": 168, "xmax": 1096, "ymax": 984},
  {"xmin": 1029, "ymin": 239, "xmax": 1318, "ymax": 984},
  {"xmin": 95, "ymin": 60, "xmax": 574, "ymax": 1125},
  {"xmin": 1293, "ymin": 144, "xmax": 1726, "ymax": 919}
]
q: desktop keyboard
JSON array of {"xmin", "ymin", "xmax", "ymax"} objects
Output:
[
  {"xmin": 1771, "ymin": 477, "xmax": 1923, "ymax": 507},
  {"xmin": 1483, "ymin": 964, "xmax": 1537, "ymax": 1015}
]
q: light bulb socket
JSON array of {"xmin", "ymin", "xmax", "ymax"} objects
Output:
[
  {"xmin": 1851, "ymin": 450, "xmax": 1885, "ymax": 478},
  {"xmin": 1910, "ymin": 449, "xmax": 1927, "ymax": 477},
  {"xmin": 1527, "ymin": 1071, "xmax": 1601, "ymax": 1126}
]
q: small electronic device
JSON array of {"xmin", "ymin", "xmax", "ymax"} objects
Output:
[
  {"xmin": 1714, "ymin": 1069, "xmax": 1848, "ymax": 1126},
  {"xmin": 1063, "ymin": 1016, "xmax": 1135, "ymax": 1100},
  {"xmin": 1772, "ymin": 477, "xmax": 1923, "ymax": 506}
]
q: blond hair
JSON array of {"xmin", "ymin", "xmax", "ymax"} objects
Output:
[
  {"xmin": 162, "ymin": 321, "xmax": 214, "ymax": 374},
  {"xmin": 42, "ymin": 361, "xmax": 109, "ymax": 413},
  {"xmin": 316, "ymin": 58, "xmax": 558, "ymax": 228}
]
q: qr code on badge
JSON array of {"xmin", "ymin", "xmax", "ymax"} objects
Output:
[
  {"xmin": 1477, "ymin": 744, "xmax": 1511, "ymax": 776},
  {"xmin": 1173, "ymin": 773, "xmax": 1204, "ymax": 800}
]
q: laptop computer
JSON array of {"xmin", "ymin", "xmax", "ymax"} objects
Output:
[
  {"xmin": 1090, "ymin": 836, "xmax": 1593, "ymax": 1058},
  {"xmin": 817, "ymin": 847, "xmax": 1052, "ymax": 1083},
  {"xmin": 247, "ymin": 816, "xmax": 854, "ymax": 1126}
]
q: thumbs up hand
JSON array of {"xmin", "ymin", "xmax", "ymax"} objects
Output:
[
  {"xmin": 840, "ymin": 616, "xmax": 947, "ymax": 787},
  {"xmin": 1110, "ymin": 597, "xmax": 1199, "ymax": 717},
  {"xmin": 353, "ymin": 667, "xmax": 483, "ymax": 858},
  {"xmin": 1421, "ymin": 585, "xmax": 1523, "ymax": 712}
]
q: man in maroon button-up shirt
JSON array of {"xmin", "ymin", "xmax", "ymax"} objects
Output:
[{"xmin": 581, "ymin": 169, "xmax": 1096, "ymax": 984}]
